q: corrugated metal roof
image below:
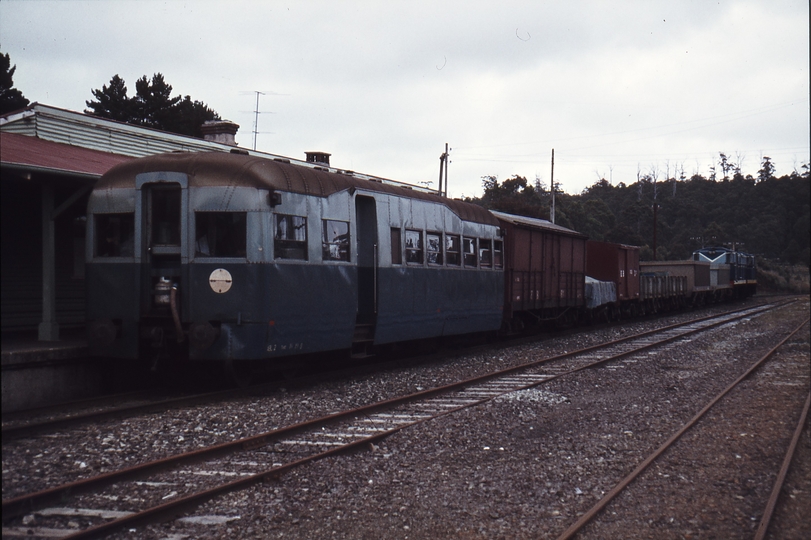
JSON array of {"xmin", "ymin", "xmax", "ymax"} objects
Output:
[
  {"xmin": 100, "ymin": 151, "xmax": 501, "ymax": 226},
  {"xmin": 0, "ymin": 103, "xmax": 234, "ymax": 157},
  {"xmin": 0, "ymin": 103, "xmax": 438, "ymax": 194},
  {"xmin": 0, "ymin": 132, "xmax": 133, "ymax": 177},
  {"xmin": 490, "ymin": 210, "xmax": 586, "ymax": 237}
]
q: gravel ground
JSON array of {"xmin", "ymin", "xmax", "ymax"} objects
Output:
[
  {"xmin": 1, "ymin": 302, "xmax": 760, "ymax": 500},
  {"xmin": 4, "ymin": 297, "xmax": 808, "ymax": 540},
  {"xmin": 122, "ymin": 297, "xmax": 807, "ymax": 539}
]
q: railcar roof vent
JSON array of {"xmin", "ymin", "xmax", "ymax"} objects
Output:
[
  {"xmin": 305, "ymin": 151, "xmax": 331, "ymax": 167},
  {"xmin": 201, "ymin": 120, "xmax": 240, "ymax": 146},
  {"xmin": 229, "ymin": 148, "xmax": 249, "ymax": 155}
]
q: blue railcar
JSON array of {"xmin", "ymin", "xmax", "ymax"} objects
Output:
[{"xmin": 85, "ymin": 151, "xmax": 505, "ymax": 366}]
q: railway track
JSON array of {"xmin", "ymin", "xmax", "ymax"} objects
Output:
[
  {"xmin": 0, "ymin": 389, "xmax": 254, "ymax": 441},
  {"xmin": 1, "ymin": 301, "xmax": 789, "ymax": 539},
  {"xmin": 556, "ymin": 316, "xmax": 810, "ymax": 540},
  {"xmin": 0, "ymin": 298, "xmax": 780, "ymax": 441}
]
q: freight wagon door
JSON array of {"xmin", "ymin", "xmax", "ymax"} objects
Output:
[{"xmin": 353, "ymin": 196, "xmax": 378, "ymax": 354}]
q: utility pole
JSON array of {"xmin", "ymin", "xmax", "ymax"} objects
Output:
[
  {"xmin": 652, "ymin": 202, "xmax": 658, "ymax": 260},
  {"xmin": 438, "ymin": 143, "xmax": 449, "ymax": 197},
  {"xmin": 550, "ymin": 148, "xmax": 556, "ymax": 224},
  {"xmin": 444, "ymin": 143, "xmax": 449, "ymax": 197}
]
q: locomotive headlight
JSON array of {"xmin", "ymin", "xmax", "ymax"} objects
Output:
[{"xmin": 209, "ymin": 268, "xmax": 233, "ymax": 293}]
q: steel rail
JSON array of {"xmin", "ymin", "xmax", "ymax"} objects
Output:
[
  {"xmin": 1, "ymin": 387, "xmax": 254, "ymax": 441},
  {"xmin": 3, "ymin": 306, "xmax": 788, "ymax": 538},
  {"xmin": 555, "ymin": 316, "xmax": 810, "ymax": 540},
  {"xmin": 1, "ymin": 302, "xmax": 783, "ymax": 525},
  {"xmin": 2, "ymin": 299, "xmax": 785, "ymax": 440},
  {"xmin": 754, "ymin": 391, "xmax": 811, "ymax": 540}
]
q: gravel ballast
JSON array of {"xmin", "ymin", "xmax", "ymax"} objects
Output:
[{"xmin": 4, "ymin": 298, "xmax": 808, "ymax": 539}]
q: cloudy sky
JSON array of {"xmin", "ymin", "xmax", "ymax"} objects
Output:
[{"xmin": 1, "ymin": 0, "xmax": 808, "ymax": 197}]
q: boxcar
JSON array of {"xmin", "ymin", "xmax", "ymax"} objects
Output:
[
  {"xmin": 585, "ymin": 240, "xmax": 640, "ymax": 302},
  {"xmin": 493, "ymin": 211, "xmax": 586, "ymax": 329}
]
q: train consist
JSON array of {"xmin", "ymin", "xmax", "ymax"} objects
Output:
[{"xmin": 85, "ymin": 150, "xmax": 756, "ymax": 368}]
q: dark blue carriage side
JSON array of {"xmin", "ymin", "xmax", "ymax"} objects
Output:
[{"xmin": 86, "ymin": 151, "xmax": 504, "ymax": 363}]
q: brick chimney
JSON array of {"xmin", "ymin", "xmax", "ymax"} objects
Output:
[{"xmin": 201, "ymin": 120, "xmax": 240, "ymax": 146}]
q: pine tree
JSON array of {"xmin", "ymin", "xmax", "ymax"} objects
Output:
[
  {"xmin": 85, "ymin": 73, "xmax": 220, "ymax": 137},
  {"xmin": 85, "ymin": 74, "xmax": 132, "ymax": 121},
  {"xmin": 0, "ymin": 52, "xmax": 30, "ymax": 114}
]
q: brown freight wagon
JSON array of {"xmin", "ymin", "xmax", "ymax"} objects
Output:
[
  {"xmin": 492, "ymin": 211, "xmax": 586, "ymax": 328},
  {"xmin": 585, "ymin": 240, "xmax": 640, "ymax": 302}
]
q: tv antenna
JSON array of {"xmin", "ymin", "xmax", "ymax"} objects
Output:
[{"xmin": 240, "ymin": 90, "xmax": 287, "ymax": 150}]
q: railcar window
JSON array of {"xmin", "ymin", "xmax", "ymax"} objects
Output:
[
  {"xmin": 446, "ymin": 234, "xmax": 460, "ymax": 266},
  {"xmin": 494, "ymin": 240, "xmax": 503, "ymax": 269},
  {"xmin": 275, "ymin": 214, "xmax": 308, "ymax": 260},
  {"xmin": 95, "ymin": 213, "xmax": 134, "ymax": 257},
  {"xmin": 390, "ymin": 228, "xmax": 402, "ymax": 264},
  {"xmin": 479, "ymin": 239, "xmax": 492, "ymax": 268},
  {"xmin": 322, "ymin": 220, "xmax": 350, "ymax": 261},
  {"xmin": 463, "ymin": 237, "xmax": 477, "ymax": 267},
  {"xmin": 405, "ymin": 230, "xmax": 423, "ymax": 264},
  {"xmin": 427, "ymin": 233, "xmax": 443, "ymax": 265},
  {"xmin": 195, "ymin": 212, "xmax": 247, "ymax": 258},
  {"xmin": 150, "ymin": 187, "xmax": 180, "ymax": 246}
]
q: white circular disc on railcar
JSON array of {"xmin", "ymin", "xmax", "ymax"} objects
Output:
[{"xmin": 209, "ymin": 268, "xmax": 233, "ymax": 293}]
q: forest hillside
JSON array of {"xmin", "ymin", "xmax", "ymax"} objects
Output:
[{"xmin": 467, "ymin": 158, "xmax": 810, "ymax": 292}]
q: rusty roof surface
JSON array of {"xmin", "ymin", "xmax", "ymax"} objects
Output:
[
  {"xmin": 99, "ymin": 151, "xmax": 500, "ymax": 226},
  {"xmin": 0, "ymin": 132, "xmax": 133, "ymax": 177},
  {"xmin": 490, "ymin": 210, "xmax": 586, "ymax": 238}
]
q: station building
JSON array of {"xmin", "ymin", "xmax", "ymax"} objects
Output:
[{"xmin": 0, "ymin": 103, "xmax": 247, "ymax": 342}]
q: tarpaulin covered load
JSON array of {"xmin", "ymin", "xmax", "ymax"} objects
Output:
[{"xmin": 585, "ymin": 276, "xmax": 616, "ymax": 309}]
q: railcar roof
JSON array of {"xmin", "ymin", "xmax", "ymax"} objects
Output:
[
  {"xmin": 97, "ymin": 151, "xmax": 499, "ymax": 226},
  {"xmin": 490, "ymin": 210, "xmax": 586, "ymax": 238}
]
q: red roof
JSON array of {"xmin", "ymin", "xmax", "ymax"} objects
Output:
[{"xmin": 0, "ymin": 132, "xmax": 133, "ymax": 177}]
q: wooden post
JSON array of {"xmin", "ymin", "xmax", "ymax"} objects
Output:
[
  {"xmin": 550, "ymin": 149, "xmax": 555, "ymax": 224},
  {"xmin": 38, "ymin": 181, "xmax": 59, "ymax": 341}
]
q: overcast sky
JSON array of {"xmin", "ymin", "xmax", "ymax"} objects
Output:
[{"xmin": 1, "ymin": 0, "xmax": 808, "ymax": 197}]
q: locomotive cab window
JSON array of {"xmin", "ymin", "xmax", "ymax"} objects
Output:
[
  {"xmin": 427, "ymin": 233, "xmax": 443, "ymax": 265},
  {"xmin": 275, "ymin": 214, "xmax": 308, "ymax": 260},
  {"xmin": 405, "ymin": 230, "xmax": 423, "ymax": 264},
  {"xmin": 195, "ymin": 212, "xmax": 247, "ymax": 258},
  {"xmin": 95, "ymin": 213, "xmax": 134, "ymax": 257},
  {"xmin": 479, "ymin": 239, "xmax": 492, "ymax": 268},
  {"xmin": 446, "ymin": 234, "xmax": 460, "ymax": 266},
  {"xmin": 463, "ymin": 237, "xmax": 477, "ymax": 267},
  {"xmin": 322, "ymin": 220, "xmax": 350, "ymax": 261}
]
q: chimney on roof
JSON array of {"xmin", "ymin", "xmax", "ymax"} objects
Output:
[
  {"xmin": 305, "ymin": 151, "xmax": 331, "ymax": 167},
  {"xmin": 201, "ymin": 120, "xmax": 240, "ymax": 146}
]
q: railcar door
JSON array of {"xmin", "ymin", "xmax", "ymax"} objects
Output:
[
  {"xmin": 353, "ymin": 196, "xmax": 378, "ymax": 355},
  {"xmin": 136, "ymin": 174, "xmax": 188, "ymax": 332}
]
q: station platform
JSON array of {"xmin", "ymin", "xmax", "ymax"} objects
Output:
[
  {"xmin": 1, "ymin": 333, "xmax": 88, "ymax": 368},
  {"xmin": 1, "ymin": 331, "xmax": 96, "ymax": 412}
]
